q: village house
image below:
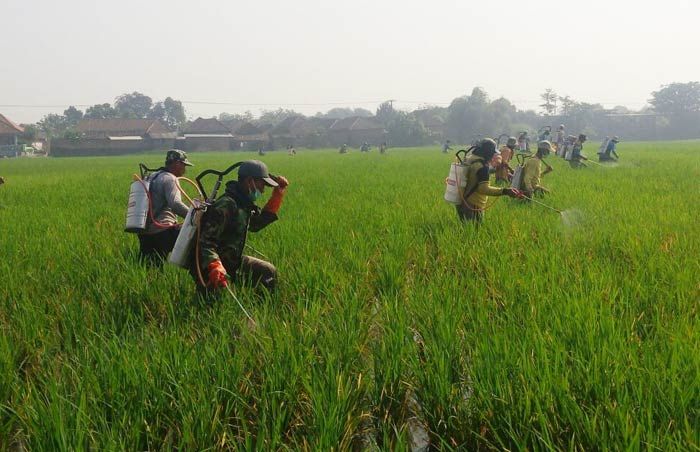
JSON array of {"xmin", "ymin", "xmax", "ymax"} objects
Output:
[
  {"xmin": 182, "ymin": 117, "xmax": 233, "ymax": 151},
  {"xmin": 50, "ymin": 119, "xmax": 175, "ymax": 157},
  {"xmin": 0, "ymin": 114, "xmax": 25, "ymax": 157},
  {"xmin": 232, "ymin": 121, "xmax": 269, "ymax": 151},
  {"xmin": 327, "ymin": 116, "xmax": 386, "ymax": 148}
]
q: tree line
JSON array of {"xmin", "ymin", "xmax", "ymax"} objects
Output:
[{"xmin": 25, "ymin": 82, "xmax": 700, "ymax": 145}]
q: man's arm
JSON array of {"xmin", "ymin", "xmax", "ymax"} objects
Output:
[{"xmin": 163, "ymin": 174, "xmax": 190, "ymax": 217}]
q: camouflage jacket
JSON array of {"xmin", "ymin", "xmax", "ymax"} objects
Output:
[{"xmin": 192, "ymin": 180, "xmax": 277, "ymax": 277}]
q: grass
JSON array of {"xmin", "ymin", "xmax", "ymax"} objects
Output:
[{"xmin": 0, "ymin": 142, "xmax": 698, "ymax": 450}]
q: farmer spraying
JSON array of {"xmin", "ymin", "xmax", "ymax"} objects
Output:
[
  {"xmin": 555, "ymin": 124, "xmax": 565, "ymax": 150},
  {"xmin": 569, "ymin": 134, "xmax": 588, "ymax": 168},
  {"xmin": 521, "ymin": 140, "xmax": 554, "ymax": 197},
  {"xmin": 442, "ymin": 140, "xmax": 453, "ymax": 154},
  {"xmin": 495, "ymin": 136, "xmax": 517, "ymax": 183},
  {"xmin": 190, "ymin": 160, "xmax": 289, "ymax": 295},
  {"xmin": 600, "ymin": 136, "xmax": 620, "ymax": 161},
  {"xmin": 517, "ymin": 131, "xmax": 530, "ymax": 153},
  {"xmin": 453, "ymin": 138, "xmax": 520, "ymax": 223},
  {"xmin": 137, "ymin": 149, "xmax": 194, "ymax": 264}
]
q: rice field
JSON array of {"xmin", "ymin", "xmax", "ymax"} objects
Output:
[{"xmin": 0, "ymin": 141, "xmax": 698, "ymax": 450}]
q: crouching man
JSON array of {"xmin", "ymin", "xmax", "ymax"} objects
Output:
[{"xmin": 189, "ymin": 160, "xmax": 289, "ymax": 296}]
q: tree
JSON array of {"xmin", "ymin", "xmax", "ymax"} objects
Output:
[
  {"xmin": 353, "ymin": 108, "xmax": 373, "ymax": 117},
  {"xmin": 149, "ymin": 97, "xmax": 186, "ymax": 129},
  {"xmin": 558, "ymin": 95, "xmax": 575, "ymax": 116},
  {"xmin": 37, "ymin": 114, "xmax": 68, "ymax": 138},
  {"xmin": 258, "ymin": 108, "xmax": 302, "ymax": 125},
  {"xmin": 63, "ymin": 106, "xmax": 83, "ymax": 127},
  {"xmin": 540, "ymin": 89, "xmax": 558, "ymax": 115},
  {"xmin": 115, "ymin": 92, "xmax": 153, "ymax": 118},
  {"xmin": 376, "ymin": 101, "xmax": 398, "ymax": 125},
  {"xmin": 316, "ymin": 107, "xmax": 354, "ymax": 119},
  {"xmin": 386, "ymin": 111, "xmax": 429, "ymax": 147},
  {"xmin": 219, "ymin": 111, "xmax": 254, "ymax": 122},
  {"xmin": 85, "ymin": 103, "xmax": 118, "ymax": 119},
  {"xmin": 20, "ymin": 124, "xmax": 38, "ymax": 143},
  {"xmin": 649, "ymin": 82, "xmax": 700, "ymax": 115}
]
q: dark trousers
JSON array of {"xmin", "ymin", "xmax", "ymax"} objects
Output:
[
  {"xmin": 138, "ymin": 226, "xmax": 180, "ymax": 265},
  {"xmin": 455, "ymin": 202, "xmax": 484, "ymax": 224}
]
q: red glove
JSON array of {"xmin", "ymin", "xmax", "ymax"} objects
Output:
[
  {"xmin": 207, "ymin": 260, "xmax": 228, "ymax": 288},
  {"xmin": 263, "ymin": 176, "xmax": 289, "ymax": 214}
]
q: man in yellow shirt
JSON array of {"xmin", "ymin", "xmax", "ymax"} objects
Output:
[
  {"xmin": 521, "ymin": 140, "xmax": 554, "ymax": 197},
  {"xmin": 456, "ymin": 138, "xmax": 520, "ymax": 223}
]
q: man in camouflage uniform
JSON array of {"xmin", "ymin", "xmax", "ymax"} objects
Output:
[{"xmin": 189, "ymin": 160, "xmax": 289, "ymax": 294}]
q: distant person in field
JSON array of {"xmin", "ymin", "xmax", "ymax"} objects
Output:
[
  {"xmin": 495, "ymin": 136, "xmax": 517, "ymax": 183},
  {"xmin": 517, "ymin": 131, "xmax": 530, "ymax": 153},
  {"xmin": 339, "ymin": 144, "xmax": 348, "ymax": 154},
  {"xmin": 455, "ymin": 138, "xmax": 520, "ymax": 224},
  {"xmin": 379, "ymin": 141, "xmax": 387, "ymax": 154},
  {"xmin": 600, "ymin": 136, "xmax": 620, "ymax": 162},
  {"xmin": 360, "ymin": 142, "xmax": 370, "ymax": 152},
  {"xmin": 190, "ymin": 160, "xmax": 289, "ymax": 295},
  {"xmin": 568, "ymin": 134, "xmax": 588, "ymax": 168},
  {"xmin": 597, "ymin": 136, "xmax": 610, "ymax": 157},
  {"xmin": 520, "ymin": 140, "xmax": 554, "ymax": 198},
  {"xmin": 538, "ymin": 127, "xmax": 551, "ymax": 142},
  {"xmin": 555, "ymin": 124, "xmax": 565, "ymax": 152},
  {"xmin": 442, "ymin": 140, "xmax": 452, "ymax": 154},
  {"xmin": 138, "ymin": 150, "xmax": 193, "ymax": 265},
  {"xmin": 0, "ymin": 176, "xmax": 4, "ymax": 186}
]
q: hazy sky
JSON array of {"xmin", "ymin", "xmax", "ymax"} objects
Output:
[{"xmin": 2, "ymin": 0, "xmax": 698, "ymax": 124}]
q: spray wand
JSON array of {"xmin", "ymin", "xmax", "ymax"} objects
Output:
[
  {"xmin": 225, "ymin": 280, "xmax": 256, "ymax": 326},
  {"xmin": 522, "ymin": 194, "xmax": 562, "ymax": 214}
]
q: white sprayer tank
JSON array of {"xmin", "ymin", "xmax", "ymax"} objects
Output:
[
  {"xmin": 444, "ymin": 162, "xmax": 468, "ymax": 204},
  {"xmin": 125, "ymin": 179, "xmax": 150, "ymax": 233},
  {"xmin": 169, "ymin": 200, "xmax": 201, "ymax": 268},
  {"xmin": 510, "ymin": 165, "xmax": 524, "ymax": 190}
]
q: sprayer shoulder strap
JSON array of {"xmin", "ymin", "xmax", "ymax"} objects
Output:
[{"xmin": 463, "ymin": 160, "xmax": 488, "ymax": 199}]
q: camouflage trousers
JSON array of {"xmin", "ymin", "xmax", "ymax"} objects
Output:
[{"xmin": 192, "ymin": 255, "xmax": 277, "ymax": 297}]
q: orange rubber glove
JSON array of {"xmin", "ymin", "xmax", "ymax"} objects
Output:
[
  {"xmin": 207, "ymin": 260, "xmax": 228, "ymax": 288},
  {"xmin": 263, "ymin": 176, "xmax": 289, "ymax": 214}
]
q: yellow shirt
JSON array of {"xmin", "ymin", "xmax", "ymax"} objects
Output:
[
  {"xmin": 462, "ymin": 155, "xmax": 503, "ymax": 209},
  {"xmin": 522, "ymin": 157, "xmax": 542, "ymax": 192}
]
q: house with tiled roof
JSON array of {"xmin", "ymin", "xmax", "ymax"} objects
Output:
[
  {"xmin": 50, "ymin": 118, "xmax": 175, "ymax": 157},
  {"xmin": 74, "ymin": 119, "xmax": 176, "ymax": 139},
  {"xmin": 0, "ymin": 114, "xmax": 25, "ymax": 146},
  {"xmin": 182, "ymin": 117, "xmax": 233, "ymax": 151},
  {"xmin": 232, "ymin": 122, "xmax": 270, "ymax": 151},
  {"xmin": 327, "ymin": 116, "xmax": 386, "ymax": 147}
]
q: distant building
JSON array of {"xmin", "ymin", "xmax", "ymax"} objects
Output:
[
  {"xmin": 51, "ymin": 119, "xmax": 175, "ymax": 157},
  {"xmin": 182, "ymin": 117, "xmax": 233, "ymax": 151},
  {"xmin": 232, "ymin": 122, "xmax": 270, "ymax": 151},
  {"xmin": 327, "ymin": 116, "xmax": 386, "ymax": 147},
  {"xmin": 0, "ymin": 114, "xmax": 24, "ymax": 146}
]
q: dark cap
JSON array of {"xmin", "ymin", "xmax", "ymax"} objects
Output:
[
  {"xmin": 165, "ymin": 149, "xmax": 193, "ymax": 166},
  {"xmin": 238, "ymin": 160, "xmax": 278, "ymax": 187}
]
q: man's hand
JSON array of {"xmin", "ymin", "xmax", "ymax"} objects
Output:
[
  {"xmin": 264, "ymin": 175, "xmax": 289, "ymax": 214},
  {"xmin": 502, "ymin": 188, "xmax": 523, "ymax": 198},
  {"xmin": 272, "ymin": 175, "xmax": 289, "ymax": 191},
  {"xmin": 207, "ymin": 260, "xmax": 228, "ymax": 288}
]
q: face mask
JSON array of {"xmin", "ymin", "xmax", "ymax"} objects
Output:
[{"xmin": 248, "ymin": 184, "xmax": 262, "ymax": 202}]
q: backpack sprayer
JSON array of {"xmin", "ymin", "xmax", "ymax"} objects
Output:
[
  {"xmin": 510, "ymin": 153, "xmax": 527, "ymax": 191},
  {"xmin": 125, "ymin": 163, "xmax": 165, "ymax": 233},
  {"xmin": 168, "ymin": 162, "xmax": 243, "ymax": 269},
  {"xmin": 167, "ymin": 162, "xmax": 258, "ymax": 324},
  {"xmin": 125, "ymin": 163, "xmax": 201, "ymax": 233},
  {"xmin": 444, "ymin": 148, "xmax": 472, "ymax": 204}
]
